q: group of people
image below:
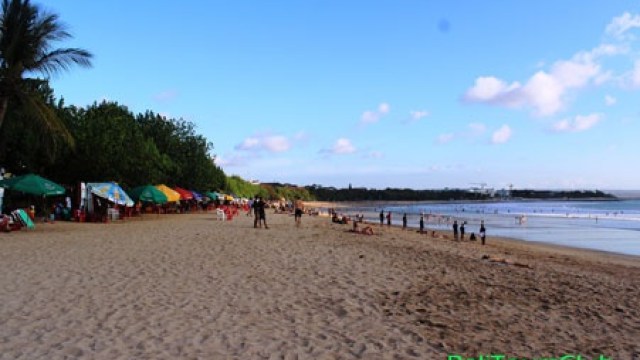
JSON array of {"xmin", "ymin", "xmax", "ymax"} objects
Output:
[
  {"xmin": 452, "ymin": 219, "xmax": 486, "ymax": 244},
  {"xmin": 250, "ymin": 196, "xmax": 269, "ymax": 229},
  {"xmin": 249, "ymin": 197, "xmax": 306, "ymax": 229},
  {"xmin": 374, "ymin": 210, "xmax": 488, "ymax": 245}
]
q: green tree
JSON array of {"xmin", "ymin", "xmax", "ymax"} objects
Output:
[{"xmin": 0, "ymin": 0, "xmax": 92, "ymax": 141}]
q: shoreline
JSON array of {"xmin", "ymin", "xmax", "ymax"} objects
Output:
[{"xmin": 305, "ymin": 200, "xmax": 640, "ymax": 258}]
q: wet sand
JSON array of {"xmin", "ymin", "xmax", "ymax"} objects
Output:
[{"xmin": 0, "ymin": 210, "xmax": 638, "ymax": 359}]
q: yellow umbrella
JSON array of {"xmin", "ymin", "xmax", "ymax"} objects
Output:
[{"xmin": 155, "ymin": 184, "xmax": 181, "ymax": 202}]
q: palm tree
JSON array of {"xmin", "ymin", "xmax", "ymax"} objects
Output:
[{"xmin": 0, "ymin": 0, "xmax": 92, "ymax": 143}]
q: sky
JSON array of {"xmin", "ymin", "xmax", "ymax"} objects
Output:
[{"xmin": 43, "ymin": 1, "xmax": 640, "ymax": 190}]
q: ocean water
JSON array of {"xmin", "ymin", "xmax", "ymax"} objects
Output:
[{"xmin": 347, "ymin": 200, "xmax": 640, "ymax": 256}]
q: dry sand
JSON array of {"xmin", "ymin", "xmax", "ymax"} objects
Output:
[{"xmin": 0, "ymin": 210, "xmax": 639, "ymax": 359}]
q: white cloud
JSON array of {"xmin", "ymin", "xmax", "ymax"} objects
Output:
[
  {"xmin": 552, "ymin": 113, "xmax": 602, "ymax": 133},
  {"xmin": 464, "ymin": 50, "xmax": 605, "ymax": 117},
  {"xmin": 215, "ymin": 154, "xmax": 251, "ymax": 167},
  {"xmin": 262, "ymin": 135, "xmax": 290, "ymax": 152},
  {"xmin": 236, "ymin": 137, "xmax": 260, "ymax": 151},
  {"xmin": 328, "ymin": 138, "xmax": 356, "ymax": 154},
  {"xmin": 360, "ymin": 103, "xmax": 390, "ymax": 125},
  {"xmin": 491, "ymin": 125, "xmax": 512, "ymax": 144},
  {"xmin": 605, "ymin": 95, "xmax": 617, "ymax": 106},
  {"xmin": 606, "ymin": 12, "xmax": 640, "ymax": 39},
  {"xmin": 235, "ymin": 134, "xmax": 291, "ymax": 153},
  {"xmin": 462, "ymin": 17, "xmax": 635, "ymax": 117},
  {"xmin": 463, "ymin": 76, "xmax": 521, "ymax": 103},
  {"xmin": 436, "ymin": 133, "xmax": 454, "ymax": 144},
  {"xmin": 409, "ymin": 110, "xmax": 429, "ymax": 121},
  {"xmin": 360, "ymin": 111, "xmax": 378, "ymax": 124}
]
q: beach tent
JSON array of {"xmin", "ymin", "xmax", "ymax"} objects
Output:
[
  {"xmin": 87, "ymin": 182, "xmax": 134, "ymax": 207},
  {"xmin": 129, "ymin": 185, "xmax": 168, "ymax": 204},
  {"xmin": 0, "ymin": 174, "xmax": 65, "ymax": 196},
  {"xmin": 173, "ymin": 187, "xmax": 194, "ymax": 200},
  {"xmin": 155, "ymin": 184, "xmax": 181, "ymax": 202}
]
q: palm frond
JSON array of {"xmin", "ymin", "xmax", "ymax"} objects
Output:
[{"xmin": 15, "ymin": 88, "xmax": 75, "ymax": 148}]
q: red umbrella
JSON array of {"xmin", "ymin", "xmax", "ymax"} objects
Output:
[{"xmin": 173, "ymin": 187, "xmax": 194, "ymax": 200}]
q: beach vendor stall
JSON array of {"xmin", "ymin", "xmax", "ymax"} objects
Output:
[
  {"xmin": 0, "ymin": 173, "xmax": 66, "ymax": 223},
  {"xmin": 85, "ymin": 182, "xmax": 134, "ymax": 222}
]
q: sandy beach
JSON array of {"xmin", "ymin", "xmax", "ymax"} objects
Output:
[{"xmin": 1, "ymin": 209, "xmax": 639, "ymax": 359}]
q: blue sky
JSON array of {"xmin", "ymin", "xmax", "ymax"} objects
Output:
[{"xmin": 45, "ymin": 1, "xmax": 640, "ymax": 190}]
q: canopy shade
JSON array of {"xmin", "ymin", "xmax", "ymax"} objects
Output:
[
  {"xmin": 0, "ymin": 174, "xmax": 65, "ymax": 197},
  {"xmin": 173, "ymin": 187, "xmax": 194, "ymax": 200},
  {"xmin": 190, "ymin": 191, "xmax": 204, "ymax": 201},
  {"xmin": 205, "ymin": 192, "xmax": 220, "ymax": 200},
  {"xmin": 128, "ymin": 185, "xmax": 168, "ymax": 204},
  {"xmin": 155, "ymin": 184, "xmax": 181, "ymax": 202},
  {"xmin": 87, "ymin": 182, "xmax": 134, "ymax": 207}
]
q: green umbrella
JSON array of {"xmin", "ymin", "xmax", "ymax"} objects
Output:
[
  {"xmin": 128, "ymin": 185, "xmax": 168, "ymax": 204},
  {"xmin": 205, "ymin": 191, "xmax": 220, "ymax": 200},
  {"xmin": 0, "ymin": 174, "xmax": 66, "ymax": 196}
]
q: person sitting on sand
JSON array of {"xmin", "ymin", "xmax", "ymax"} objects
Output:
[{"xmin": 351, "ymin": 221, "xmax": 374, "ymax": 235}]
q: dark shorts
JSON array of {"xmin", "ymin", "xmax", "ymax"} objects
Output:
[{"xmin": 295, "ymin": 209, "xmax": 303, "ymax": 218}]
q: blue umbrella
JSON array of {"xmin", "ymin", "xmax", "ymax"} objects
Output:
[
  {"xmin": 87, "ymin": 182, "xmax": 134, "ymax": 207},
  {"xmin": 191, "ymin": 191, "xmax": 204, "ymax": 201}
]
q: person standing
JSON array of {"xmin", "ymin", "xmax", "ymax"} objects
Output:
[
  {"xmin": 452, "ymin": 220, "xmax": 459, "ymax": 240},
  {"xmin": 402, "ymin": 213, "xmax": 407, "ymax": 230},
  {"xmin": 258, "ymin": 198, "xmax": 268, "ymax": 229},
  {"xmin": 480, "ymin": 220, "xmax": 486, "ymax": 245},
  {"xmin": 253, "ymin": 196, "xmax": 260, "ymax": 228},
  {"xmin": 460, "ymin": 221, "xmax": 466, "ymax": 240},
  {"xmin": 386, "ymin": 211, "xmax": 391, "ymax": 227},
  {"xmin": 379, "ymin": 210, "xmax": 384, "ymax": 226},
  {"xmin": 294, "ymin": 199, "xmax": 304, "ymax": 227},
  {"xmin": 419, "ymin": 214, "xmax": 424, "ymax": 234}
]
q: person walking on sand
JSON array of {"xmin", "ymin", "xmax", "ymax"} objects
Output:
[
  {"xmin": 402, "ymin": 213, "xmax": 407, "ymax": 230},
  {"xmin": 379, "ymin": 210, "xmax": 384, "ymax": 226},
  {"xmin": 460, "ymin": 221, "xmax": 466, "ymax": 240},
  {"xmin": 452, "ymin": 220, "xmax": 459, "ymax": 240},
  {"xmin": 294, "ymin": 199, "xmax": 304, "ymax": 227},
  {"xmin": 480, "ymin": 220, "xmax": 486, "ymax": 245},
  {"xmin": 386, "ymin": 211, "xmax": 391, "ymax": 227}
]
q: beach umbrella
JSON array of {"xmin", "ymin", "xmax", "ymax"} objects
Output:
[
  {"xmin": 155, "ymin": 184, "xmax": 181, "ymax": 202},
  {"xmin": 205, "ymin": 192, "xmax": 219, "ymax": 200},
  {"xmin": 129, "ymin": 185, "xmax": 168, "ymax": 204},
  {"xmin": 87, "ymin": 182, "xmax": 134, "ymax": 207},
  {"xmin": 0, "ymin": 173, "xmax": 65, "ymax": 196},
  {"xmin": 173, "ymin": 187, "xmax": 194, "ymax": 200},
  {"xmin": 190, "ymin": 191, "xmax": 204, "ymax": 201}
]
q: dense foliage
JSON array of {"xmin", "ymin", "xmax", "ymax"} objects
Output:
[
  {"xmin": 304, "ymin": 185, "xmax": 616, "ymax": 202},
  {"xmin": 0, "ymin": 83, "xmax": 226, "ymax": 192},
  {"xmin": 510, "ymin": 189, "xmax": 615, "ymax": 199},
  {"xmin": 305, "ymin": 185, "xmax": 490, "ymax": 202}
]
